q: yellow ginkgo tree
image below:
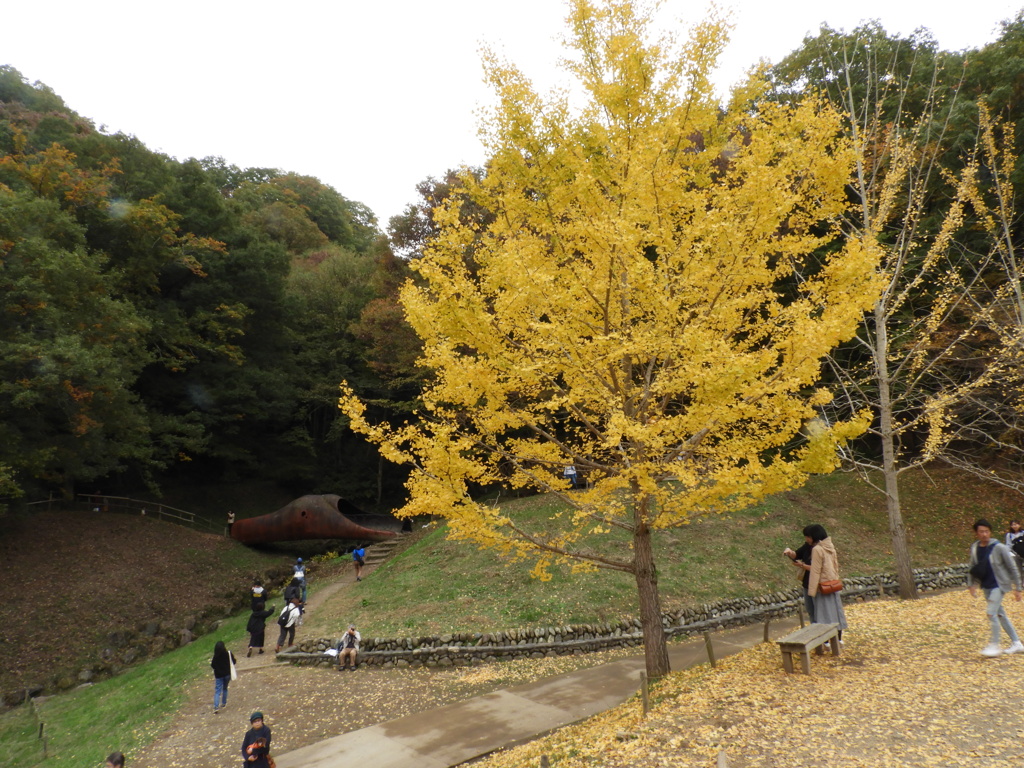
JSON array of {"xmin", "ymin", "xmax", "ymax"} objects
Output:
[{"xmin": 340, "ymin": 0, "xmax": 882, "ymax": 677}]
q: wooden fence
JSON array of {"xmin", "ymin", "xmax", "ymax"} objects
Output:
[{"xmin": 23, "ymin": 494, "xmax": 222, "ymax": 534}]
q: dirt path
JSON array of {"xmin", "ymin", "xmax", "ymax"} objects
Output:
[{"xmin": 132, "ymin": 549, "xmax": 637, "ymax": 768}]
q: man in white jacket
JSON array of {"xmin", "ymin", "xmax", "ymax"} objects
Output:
[
  {"xmin": 275, "ymin": 598, "xmax": 302, "ymax": 653},
  {"xmin": 969, "ymin": 518, "xmax": 1023, "ymax": 657}
]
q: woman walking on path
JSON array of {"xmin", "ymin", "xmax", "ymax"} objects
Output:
[
  {"xmin": 211, "ymin": 640, "xmax": 236, "ymax": 714},
  {"xmin": 247, "ymin": 601, "xmax": 275, "ymax": 657},
  {"xmin": 1005, "ymin": 520, "xmax": 1024, "ymax": 548},
  {"xmin": 805, "ymin": 524, "xmax": 848, "ymax": 641},
  {"xmin": 969, "ymin": 518, "xmax": 1024, "ymax": 657}
]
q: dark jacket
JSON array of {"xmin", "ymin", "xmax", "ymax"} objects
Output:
[
  {"xmin": 242, "ymin": 725, "xmax": 272, "ymax": 768},
  {"xmin": 211, "ymin": 649, "xmax": 235, "ymax": 679},
  {"xmin": 247, "ymin": 606, "xmax": 274, "ymax": 634},
  {"xmin": 284, "ymin": 581, "xmax": 302, "ymax": 603}
]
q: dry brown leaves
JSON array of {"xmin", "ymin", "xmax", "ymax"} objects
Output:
[
  {"xmin": 478, "ymin": 590, "xmax": 1024, "ymax": 768},
  {"xmin": 131, "ymin": 642, "xmax": 637, "ymax": 768}
]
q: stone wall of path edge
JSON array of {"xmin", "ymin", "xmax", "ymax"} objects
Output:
[{"xmin": 281, "ymin": 564, "xmax": 968, "ymax": 668}]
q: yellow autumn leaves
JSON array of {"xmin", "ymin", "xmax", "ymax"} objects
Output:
[{"xmin": 477, "ymin": 590, "xmax": 1024, "ymax": 767}]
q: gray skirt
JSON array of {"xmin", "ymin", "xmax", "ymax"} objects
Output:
[{"xmin": 812, "ymin": 590, "xmax": 848, "ymax": 630}]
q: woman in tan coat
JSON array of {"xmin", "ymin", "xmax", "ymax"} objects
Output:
[{"xmin": 805, "ymin": 524, "xmax": 848, "ymax": 637}]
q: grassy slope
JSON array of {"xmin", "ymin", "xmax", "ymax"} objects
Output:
[
  {"xmin": 0, "ymin": 613, "xmax": 249, "ymax": 768},
  {"xmin": 312, "ymin": 467, "xmax": 1024, "ymax": 637}
]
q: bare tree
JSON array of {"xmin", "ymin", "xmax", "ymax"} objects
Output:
[{"xmin": 813, "ymin": 39, "xmax": 1024, "ymax": 597}]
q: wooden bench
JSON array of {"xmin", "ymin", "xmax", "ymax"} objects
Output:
[{"xmin": 777, "ymin": 622, "xmax": 840, "ymax": 674}]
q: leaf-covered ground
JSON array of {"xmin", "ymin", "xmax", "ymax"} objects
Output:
[
  {"xmin": 129, "ymin": 645, "xmax": 639, "ymax": 768},
  {"xmin": 477, "ymin": 589, "xmax": 1024, "ymax": 767}
]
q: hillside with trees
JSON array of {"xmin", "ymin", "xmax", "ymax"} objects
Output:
[
  {"xmin": 2, "ymin": 6, "xmax": 1024, "ymax": 614},
  {"xmin": 0, "ymin": 66, "xmax": 418, "ymax": 509}
]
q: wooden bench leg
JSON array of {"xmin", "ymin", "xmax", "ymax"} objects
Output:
[
  {"xmin": 800, "ymin": 651, "xmax": 811, "ymax": 674},
  {"xmin": 782, "ymin": 651, "xmax": 794, "ymax": 674},
  {"xmin": 829, "ymin": 637, "xmax": 841, "ymax": 656}
]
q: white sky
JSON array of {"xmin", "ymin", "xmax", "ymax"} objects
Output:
[{"xmin": 4, "ymin": 0, "xmax": 1020, "ymax": 227}]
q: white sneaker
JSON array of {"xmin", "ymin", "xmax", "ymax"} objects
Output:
[
  {"xmin": 981, "ymin": 643, "xmax": 1003, "ymax": 657},
  {"xmin": 1005, "ymin": 641, "xmax": 1024, "ymax": 655}
]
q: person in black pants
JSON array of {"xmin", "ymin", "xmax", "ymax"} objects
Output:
[{"xmin": 247, "ymin": 601, "xmax": 275, "ymax": 657}]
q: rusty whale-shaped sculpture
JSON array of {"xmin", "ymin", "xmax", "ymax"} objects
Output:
[{"xmin": 231, "ymin": 494, "xmax": 398, "ymax": 545}]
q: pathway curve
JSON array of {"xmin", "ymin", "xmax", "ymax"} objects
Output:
[
  {"xmin": 274, "ymin": 618, "xmax": 801, "ymax": 768},
  {"xmin": 133, "ymin": 537, "xmax": 798, "ymax": 768}
]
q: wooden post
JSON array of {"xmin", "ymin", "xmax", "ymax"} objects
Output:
[
  {"xmin": 703, "ymin": 631, "xmax": 716, "ymax": 668},
  {"xmin": 877, "ymin": 576, "xmax": 885, "ymax": 597},
  {"xmin": 541, "ymin": 756, "xmax": 550, "ymax": 768},
  {"xmin": 797, "ymin": 605, "xmax": 805, "ymax": 628},
  {"xmin": 640, "ymin": 671, "xmax": 650, "ymax": 717},
  {"xmin": 717, "ymin": 749, "xmax": 730, "ymax": 767},
  {"xmin": 763, "ymin": 619, "xmax": 770, "ymax": 643}
]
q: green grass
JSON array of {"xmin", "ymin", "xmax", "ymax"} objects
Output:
[
  {"xmin": 313, "ymin": 467, "xmax": 1024, "ymax": 637},
  {"xmin": 1, "ymin": 613, "xmax": 248, "ymax": 768}
]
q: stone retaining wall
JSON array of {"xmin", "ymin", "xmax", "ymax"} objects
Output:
[{"xmin": 282, "ymin": 564, "xmax": 968, "ymax": 669}]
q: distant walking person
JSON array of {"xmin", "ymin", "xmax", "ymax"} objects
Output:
[
  {"xmin": 211, "ymin": 640, "xmax": 236, "ymax": 714},
  {"xmin": 250, "ymin": 579, "xmax": 267, "ymax": 611},
  {"xmin": 293, "ymin": 558, "xmax": 307, "ymax": 603},
  {"xmin": 1006, "ymin": 520, "xmax": 1024, "ymax": 549},
  {"xmin": 275, "ymin": 598, "xmax": 301, "ymax": 653},
  {"xmin": 1006, "ymin": 520, "xmax": 1024, "ymax": 581},
  {"xmin": 969, "ymin": 518, "xmax": 1024, "ymax": 656},
  {"xmin": 804, "ymin": 524, "xmax": 848, "ymax": 641},
  {"xmin": 227, "ymin": 510, "xmax": 235, "ymax": 537},
  {"xmin": 284, "ymin": 577, "xmax": 303, "ymax": 610},
  {"xmin": 352, "ymin": 546, "xmax": 366, "ymax": 582},
  {"xmin": 247, "ymin": 601, "xmax": 275, "ymax": 657},
  {"xmin": 106, "ymin": 752, "xmax": 125, "ymax": 768},
  {"xmin": 242, "ymin": 712, "xmax": 272, "ymax": 767},
  {"xmin": 337, "ymin": 625, "xmax": 361, "ymax": 671}
]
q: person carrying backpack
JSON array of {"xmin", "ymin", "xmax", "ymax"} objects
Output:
[
  {"xmin": 275, "ymin": 598, "xmax": 301, "ymax": 653},
  {"xmin": 293, "ymin": 558, "xmax": 307, "ymax": 603}
]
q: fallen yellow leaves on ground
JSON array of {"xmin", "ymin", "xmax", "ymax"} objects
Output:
[{"xmin": 477, "ymin": 590, "xmax": 1024, "ymax": 767}]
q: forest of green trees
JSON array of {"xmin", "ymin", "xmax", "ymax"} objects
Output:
[{"xmin": 2, "ymin": 13, "xmax": 1024, "ymax": 513}]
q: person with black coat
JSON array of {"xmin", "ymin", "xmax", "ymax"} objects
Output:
[
  {"xmin": 284, "ymin": 577, "xmax": 302, "ymax": 606},
  {"xmin": 246, "ymin": 601, "xmax": 275, "ymax": 657},
  {"xmin": 242, "ymin": 711, "xmax": 272, "ymax": 767},
  {"xmin": 211, "ymin": 640, "xmax": 236, "ymax": 714}
]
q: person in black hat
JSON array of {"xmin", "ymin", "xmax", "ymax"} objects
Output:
[{"xmin": 242, "ymin": 712, "xmax": 272, "ymax": 767}]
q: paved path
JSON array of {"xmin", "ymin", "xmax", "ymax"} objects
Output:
[{"xmin": 275, "ymin": 618, "xmax": 801, "ymax": 768}]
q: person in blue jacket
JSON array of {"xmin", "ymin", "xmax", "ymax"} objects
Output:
[{"xmin": 352, "ymin": 546, "xmax": 366, "ymax": 581}]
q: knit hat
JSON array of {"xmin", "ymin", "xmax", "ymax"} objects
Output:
[{"xmin": 250, "ymin": 711, "xmax": 264, "ymax": 722}]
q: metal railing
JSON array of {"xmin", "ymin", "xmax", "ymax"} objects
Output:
[{"xmin": 23, "ymin": 494, "xmax": 222, "ymax": 534}]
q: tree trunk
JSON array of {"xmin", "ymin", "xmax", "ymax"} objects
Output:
[
  {"xmin": 873, "ymin": 302, "xmax": 918, "ymax": 599},
  {"xmin": 633, "ymin": 517, "xmax": 670, "ymax": 678}
]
